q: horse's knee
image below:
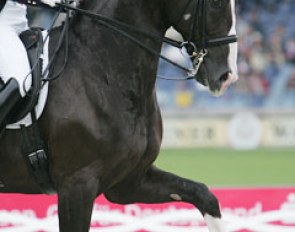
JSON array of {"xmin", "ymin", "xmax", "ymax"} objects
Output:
[{"xmin": 104, "ymin": 189, "xmax": 133, "ymax": 204}]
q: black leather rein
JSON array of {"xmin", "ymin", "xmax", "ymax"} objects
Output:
[{"xmin": 56, "ymin": 0, "xmax": 237, "ymax": 80}]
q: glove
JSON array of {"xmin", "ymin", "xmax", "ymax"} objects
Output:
[{"xmin": 41, "ymin": 0, "xmax": 61, "ymax": 7}]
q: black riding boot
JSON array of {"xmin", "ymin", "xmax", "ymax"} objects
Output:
[{"xmin": 0, "ymin": 78, "xmax": 22, "ymax": 131}]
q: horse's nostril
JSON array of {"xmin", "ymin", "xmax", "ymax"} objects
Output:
[{"xmin": 220, "ymin": 73, "xmax": 229, "ymax": 83}]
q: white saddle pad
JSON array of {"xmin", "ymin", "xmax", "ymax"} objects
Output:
[{"xmin": 6, "ymin": 30, "xmax": 49, "ymax": 129}]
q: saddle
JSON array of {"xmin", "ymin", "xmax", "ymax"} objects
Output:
[
  {"xmin": 8, "ymin": 27, "xmax": 45, "ymax": 124},
  {"xmin": 1, "ymin": 28, "xmax": 55, "ymax": 194}
]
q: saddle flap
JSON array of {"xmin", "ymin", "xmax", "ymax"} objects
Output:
[
  {"xmin": 8, "ymin": 28, "xmax": 45, "ymax": 124},
  {"xmin": 20, "ymin": 29, "xmax": 41, "ymax": 49}
]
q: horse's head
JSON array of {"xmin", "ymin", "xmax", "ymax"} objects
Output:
[{"xmin": 173, "ymin": 0, "xmax": 238, "ymax": 96}]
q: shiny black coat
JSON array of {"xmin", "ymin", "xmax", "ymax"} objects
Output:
[{"xmin": 0, "ymin": 0, "xmax": 236, "ymax": 231}]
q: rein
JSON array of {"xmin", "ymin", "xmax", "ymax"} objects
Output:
[
  {"xmin": 57, "ymin": 2, "xmax": 195, "ymax": 78},
  {"xmin": 53, "ymin": 0, "xmax": 237, "ymax": 81}
]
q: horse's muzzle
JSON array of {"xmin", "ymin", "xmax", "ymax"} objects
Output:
[{"xmin": 211, "ymin": 72, "xmax": 239, "ymax": 96}]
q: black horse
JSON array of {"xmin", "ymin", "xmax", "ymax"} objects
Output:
[{"xmin": 0, "ymin": 0, "xmax": 238, "ymax": 231}]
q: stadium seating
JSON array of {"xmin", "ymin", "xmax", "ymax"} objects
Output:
[{"xmin": 157, "ymin": 1, "xmax": 295, "ymax": 111}]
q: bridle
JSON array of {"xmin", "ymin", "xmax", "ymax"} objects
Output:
[
  {"xmin": 50, "ymin": 0, "xmax": 237, "ymax": 81},
  {"xmin": 178, "ymin": 0, "xmax": 238, "ymax": 77},
  {"xmin": 185, "ymin": 0, "xmax": 238, "ymax": 49}
]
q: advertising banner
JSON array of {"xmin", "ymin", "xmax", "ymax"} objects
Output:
[
  {"xmin": 162, "ymin": 113, "xmax": 295, "ymax": 148},
  {"xmin": 262, "ymin": 116, "xmax": 295, "ymax": 147},
  {"xmin": 0, "ymin": 188, "xmax": 295, "ymax": 231},
  {"xmin": 162, "ymin": 118, "xmax": 228, "ymax": 148}
]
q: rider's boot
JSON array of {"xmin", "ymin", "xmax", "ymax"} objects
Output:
[{"xmin": 0, "ymin": 78, "xmax": 22, "ymax": 132}]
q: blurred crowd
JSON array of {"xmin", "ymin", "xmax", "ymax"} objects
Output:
[{"xmin": 157, "ymin": 0, "xmax": 295, "ymax": 111}]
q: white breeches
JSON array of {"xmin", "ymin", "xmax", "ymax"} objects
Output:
[{"xmin": 0, "ymin": 1, "xmax": 31, "ymax": 97}]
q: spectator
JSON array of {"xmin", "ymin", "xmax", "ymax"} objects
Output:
[{"xmin": 156, "ymin": 0, "xmax": 295, "ymax": 111}]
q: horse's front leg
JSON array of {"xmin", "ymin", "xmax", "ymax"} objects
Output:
[
  {"xmin": 57, "ymin": 169, "xmax": 101, "ymax": 232},
  {"xmin": 105, "ymin": 165, "xmax": 226, "ymax": 232}
]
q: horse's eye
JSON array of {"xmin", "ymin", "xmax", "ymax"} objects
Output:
[{"xmin": 209, "ymin": 0, "xmax": 227, "ymax": 9}]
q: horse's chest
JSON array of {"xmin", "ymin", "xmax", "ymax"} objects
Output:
[{"xmin": 116, "ymin": 122, "xmax": 148, "ymax": 155}]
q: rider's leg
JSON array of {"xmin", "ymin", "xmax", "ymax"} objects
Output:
[
  {"xmin": 0, "ymin": 26, "xmax": 31, "ymax": 96},
  {"xmin": 0, "ymin": 79, "xmax": 21, "ymax": 129},
  {"xmin": 0, "ymin": 2, "xmax": 31, "ymax": 129}
]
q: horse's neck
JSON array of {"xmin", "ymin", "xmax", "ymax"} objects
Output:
[
  {"xmin": 66, "ymin": 0, "xmax": 168, "ymax": 85},
  {"xmin": 77, "ymin": 0, "xmax": 168, "ymax": 32},
  {"xmin": 48, "ymin": 0, "xmax": 188, "ymax": 117}
]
